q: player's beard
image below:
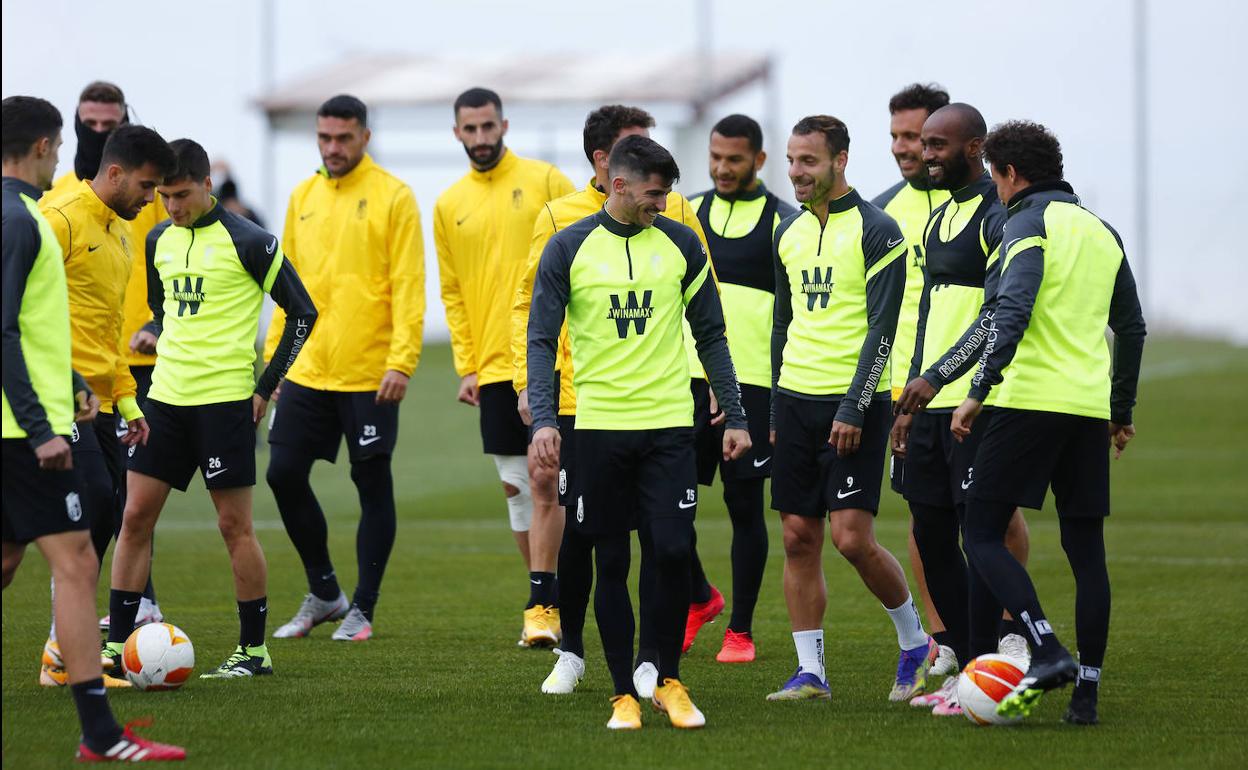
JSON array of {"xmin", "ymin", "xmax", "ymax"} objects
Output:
[
  {"xmin": 717, "ymin": 166, "xmax": 756, "ymax": 198},
  {"xmin": 464, "ymin": 138, "xmax": 504, "ymax": 170},
  {"xmin": 930, "ymin": 151, "xmax": 972, "ymax": 191}
]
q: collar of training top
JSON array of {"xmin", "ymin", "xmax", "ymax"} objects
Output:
[
  {"xmin": 594, "ymin": 206, "xmax": 646, "ymax": 238},
  {"xmin": 184, "ymin": 197, "xmax": 223, "ymax": 229},
  {"xmin": 316, "ymin": 153, "xmax": 377, "ymax": 187},
  {"xmin": 951, "ymin": 172, "xmax": 995, "ymax": 204},
  {"xmin": 77, "ymin": 177, "xmax": 120, "ymax": 225},
  {"xmin": 1006, "ymin": 180, "xmax": 1076, "ymax": 211},
  {"xmin": 802, "ymin": 187, "xmax": 861, "ymax": 216},
  {"xmin": 2, "ymin": 176, "xmax": 44, "ymax": 200},
  {"xmin": 468, "ymin": 147, "xmax": 516, "ymax": 180},
  {"xmin": 712, "ymin": 181, "xmax": 769, "ymax": 203}
]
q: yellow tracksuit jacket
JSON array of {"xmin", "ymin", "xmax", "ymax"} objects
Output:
[
  {"xmin": 511, "ymin": 180, "xmax": 713, "ymax": 414},
  {"xmin": 434, "ymin": 149, "xmax": 576, "ymax": 385},
  {"xmin": 264, "ymin": 154, "xmax": 425, "ymax": 390},
  {"xmin": 39, "ymin": 178, "xmax": 140, "ymax": 418}
]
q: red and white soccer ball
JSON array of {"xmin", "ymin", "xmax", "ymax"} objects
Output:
[
  {"xmin": 122, "ymin": 623, "xmax": 195, "ymax": 691},
  {"xmin": 957, "ymin": 653, "xmax": 1028, "ymax": 725}
]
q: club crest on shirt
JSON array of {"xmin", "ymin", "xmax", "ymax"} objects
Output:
[
  {"xmin": 512, "ymin": 189, "xmax": 523, "ymax": 209},
  {"xmin": 356, "ymin": 199, "xmax": 368, "ymax": 220}
]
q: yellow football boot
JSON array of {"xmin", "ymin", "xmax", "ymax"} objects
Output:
[
  {"xmin": 607, "ymin": 694, "xmax": 642, "ymax": 730},
  {"xmin": 521, "ymin": 605, "xmax": 561, "ymax": 648},
  {"xmin": 653, "ymin": 678, "xmax": 706, "ymax": 729}
]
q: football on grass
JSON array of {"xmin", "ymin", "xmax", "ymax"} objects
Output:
[
  {"xmin": 123, "ymin": 622, "xmax": 195, "ymax": 691},
  {"xmin": 957, "ymin": 653, "xmax": 1028, "ymax": 725}
]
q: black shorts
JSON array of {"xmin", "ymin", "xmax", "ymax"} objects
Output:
[
  {"xmin": 967, "ymin": 408, "xmax": 1110, "ymax": 517},
  {"xmin": 2, "ymin": 438, "xmax": 87, "ymax": 545},
  {"xmin": 69, "ymin": 416, "xmax": 118, "ymax": 530},
  {"xmin": 693, "ymin": 380, "xmax": 773, "ymax": 485},
  {"xmin": 268, "ymin": 380, "xmax": 399, "ymax": 463},
  {"xmin": 902, "ymin": 409, "xmax": 994, "ymax": 508},
  {"xmin": 128, "ymin": 398, "xmax": 256, "ymax": 491},
  {"xmin": 131, "ymin": 364, "xmax": 154, "ymax": 406},
  {"xmin": 478, "ymin": 381, "xmax": 528, "ymax": 456},
  {"xmin": 556, "ymin": 414, "xmax": 577, "ymax": 507},
  {"xmin": 770, "ymin": 392, "xmax": 891, "ymax": 518},
  {"xmin": 570, "ymin": 427, "xmax": 697, "ymax": 536}
]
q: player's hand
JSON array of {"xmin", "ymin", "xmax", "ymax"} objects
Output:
[
  {"xmin": 891, "ymin": 413, "xmax": 913, "ymax": 458},
  {"xmin": 708, "ymin": 389, "xmax": 726, "ymax": 426},
  {"xmin": 271, "ymin": 379, "xmax": 283, "ymax": 402},
  {"xmin": 517, "ymin": 389, "xmax": 532, "ymax": 426},
  {"xmin": 1109, "ymin": 422, "xmax": 1136, "ymax": 459},
  {"xmin": 723, "ymin": 428, "xmax": 751, "ymax": 461},
  {"xmin": 457, "ymin": 373, "xmax": 480, "ymax": 407},
  {"xmin": 829, "ymin": 420, "xmax": 861, "ymax": 456},
  {"xmin": 252, "ymin": 394, "xmax": 269, "ymax": 426},
  {"xmin": 894, "ymin": 377, "xmax": 938, "ymax": 415},
  {"xmin": 74, "ymin": 389, "xmax": 100, "ymax": 422},
  {"xmin": 769, "ymin": 429, "xmax": 776, "ymax": 446},
  {"xmin": 532, "ymin": 426, "xmax": 561, "ymax": 469},
  {"xmin": 121, "ymin": 417, "xmax": 149, "ymax": 447},
  {"xmin": 129, "ymin": 329, "xmax": 158, "ymax": 355},
  {"xmin": 376, "ymin": 370, "xmax": 410, "ymax": 405},
  {"xmin": 35, "ymin": 435, "xmax": 73, "ymax": 470},
  {"xmin": 950, "ymin": 398, "xmax": 983, "ymax": 443}
]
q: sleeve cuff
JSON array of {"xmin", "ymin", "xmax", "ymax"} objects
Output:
[
  {"xmin": 833, "ymin": 401, "xmax": 865, "ymax": 428},
  {"xmin": 968, "ymin": 385, "xmax": 990, "ymax": 402},
  {"xmin": 116, "ymin": 396, "xmax": 143, "ymax": 422},
  {"xmin": 920, "ymin": 371, "xmax": 945, "ymax": 391},
  {"xmin": 1111, "ymin": 409, "xmax": 1133, "ymax": 426}
]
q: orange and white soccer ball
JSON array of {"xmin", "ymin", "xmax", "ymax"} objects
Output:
[
  {"xmin": 957, "ymin": 653, "xmax": 1027, "ymax": 725},
  {"xmin": 122, "ymin": 623, "xmax": 195, "ymax": 691}
]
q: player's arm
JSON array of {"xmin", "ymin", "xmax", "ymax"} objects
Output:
[
  {"xmin": 110, "ymin": 277, "xmax": 143, "ymax": 423},
  {"xmin": 379, "ymin": 186, "xmax": 426, "ymax": 403},
  {"xmin": 680, "ymin": 237, "xmax": 746, "ymax": 431},
  {"xmin": 527, "ymin": 233, "xmax": 573, "ymax": 467},
  {"xmin": 263, "ymin": 193, "xmax": 300, "ymax": 362},
  {"xmin": 770, "ymin": 222, "xmax": 794, "ymax": 430},
  {"xmin": 141, "ymin": 227, "xmax": 166, "ymax": 339},
  {"xmin": 434, "ymin": 202, "xmax": 476, "ymax": 380},
  {"xmin": 513, "ymin": 203, "xmax": 557, "ymax": 395},
  {"xmin": 835, "ymin": 219, "xmax": 906, "ymax": 429},
  {"xmin": 240, "ymin": 236, "xmax": 317, "ymax": 402},
  {"xmin": 1, "ymin": 213, "xmax": 57, "ymax": 448},
  {"xmin": 1107, "ymin": 253, "xmax": 1146, "ymax": 432}
]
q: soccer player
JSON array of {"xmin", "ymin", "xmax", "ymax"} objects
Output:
[
  {"xmin": 952, "ymin": 120, "xmax": 1145, "ymax": 725},
  {"xmin": 3, "ymin": 94, "xmax": 184, "ymax": 762},
  {"xmin": 684, "ymin": 114, "xmax": 794, "ymax": 662},
  {"xmin": 103, "ymin": 139, "xmax": 318, "ymax": 678},
  {"xmin": 767, "ymin": 116, "xmax": 936, "ymax": 703},
  {"xmin": 38, "ymin": 124, "xmax": 175, "ymax": 688},
  {"xmin": 434, "ymin": 87, "xmax": 574, "ymax": 645},
  {"xmin": 529, "ymin": 135, "xmax": 750, "ymax": 730},
  {"xmin": 889, "ymin": 103, "xmax": 1005, "ymax": 715},
  {"xmin": 265, "ymin": 95, "xmax": 424, "ymax": 642},
  {"xmin": 47, "ymin": 80, "xmax": 169, "ymax": 633},
  {"xmin": 511, "ymin": 104, "xmax": 715, "ymax": 696}
]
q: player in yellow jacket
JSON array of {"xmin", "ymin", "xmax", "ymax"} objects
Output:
[
  {"xmin": 509, "ymin": 105, "xmax": 714, "ymax": 698},
  {"xmin": 37, "ymin": 125, "xmax": 176, "ymax": 687},
  {"xmin": 433, "ymin": 88, "xmax": 575, "ymax": 646},
  {"xmin": 47, "ymin": 81, "xmax": 171, "ymax": 631},
  {"xmin": 264, "ymin": 95, "xmax": 425, "ymax": 642}
]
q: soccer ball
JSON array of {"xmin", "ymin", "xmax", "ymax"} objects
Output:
[
  {"xmin": 122, "ymin": 623, "xmax": 195, "ymax": 691},
  {"xmin": 957, "ymin": 653, "xmax": 1027, "ymax": 725}
]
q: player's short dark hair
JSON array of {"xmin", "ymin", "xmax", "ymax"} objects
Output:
[
  {"xmin": 982, "ymin": 120, "xmax": 1064, "ymax": 183},
  {"xmin": 607, "ymin": 135, "xmax": 680, "ymax": 186},
  {"xmin": 99, "ymin": 125, "xmax": 176, "ymax": 177},
  {"xmin": 888, "ymin": 83, "xmax": 950, "ymax": 116},
  {"xmin": 453, "ymin": 87, "xmax": 502, "ymax": 116},
  {"xmin": 317, "ymin": 94, "xmax": 368, "ymax": 127},
  {"xmin": 78, "ymin": 80, "xmax": 126, "ymax": 106},
  {"xmin": 792, "ymin": 115, "xmax": 850, "ymax": 157},
  {"xmin": 1, "ymin": 96, "xmax": 63, "ymax": 161},
  {"xmin": 162, "ymin": 138, "xmax": 212, "ymax": 184},
  {"xmin": 711, "ymin": 114, "xmax": 763, "ymax": 153},
  {"xmin": 583, "ymin": 105, "xmax": 656, "ymax": 164}
]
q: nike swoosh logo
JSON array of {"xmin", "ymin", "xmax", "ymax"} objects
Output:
[
  {"xmin": 677, "ymin": 500, "xmax": 697, "ymax": 510},
  {"xmin": 1004, "ymin": 237, "xmax": 1021, "ymax": 254},
  {"xmin": 752, "ymin": 457, "xmax": 771, "ymax": 468},
  {"xmin": 205, "ymin": 468, "xmax": 229, "ymax": 479},
  {"xmin": 86, "ymin": 688, "xmax": 107, "ymax": 696},
  {"xmin": 266, "ymin": 238, "xmax": 277, "ymax": 255},
  {"xmin": 299, "ymin": 212, "xmax": 314, "ymax": 221},
  {"xmin": 530, "ymin": 579, "xmax": 542, "ymax": 585},
  {"xmin": 886, "ymin": 236, "xmax": 904, "ymax": 249},
  {"xmin": 259, "ymin": 606, "xmax": 267, "ymax": 613},
  {"xmin": 835, "ymin": 488, "xmax": 862, "ymax": 500},
  {"xmin": 456, "ymin": 212, "xmax": 473, "ymax": 226},
  {"xmin": 961, "ymin": 479, "xmax": 974, "ymax": 490},
  {"xmin": 123, "ymin": 599, "xmax": 140, "ymax": 606},
  {"xmin": 358, "ymin": 436, "xmax": 381, "ymax": 446},
  {"xmin": 87, "ymin": 244, "xmax": 102, "ymax": 252}
]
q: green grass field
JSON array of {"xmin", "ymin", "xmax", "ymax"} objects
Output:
[{"xmin": 3, "ymin": 338, "xmax": 1247, "ymax": 768}]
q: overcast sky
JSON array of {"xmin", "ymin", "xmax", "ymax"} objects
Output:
[{"xmin": 4, "ymin": 0, "xmax": 1244, "ymax": 342}]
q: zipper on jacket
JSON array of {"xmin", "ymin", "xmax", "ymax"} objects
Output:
[
  {"xmin": 815, "ymin": 214, "xmax": 827, "ymax": 257},
  {"xmin": 625, "ymin": 238, "xmax": 633, "ymax": 280},
  {"xmin": 185, "ymin": 228, "xmax": 196, "ymax": 269},
  {"xmin": 721, "ymin": 199, "xmax": 736, "ymax": 236}
]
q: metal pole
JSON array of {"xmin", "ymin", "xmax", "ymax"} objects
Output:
[
  {"xmin": 1133, "ymin": 0, "xmax": 1149, "ymax": 309},
  {"xmin": 261, "ymin": 0, "xmax": 277, "ymax": 224}
]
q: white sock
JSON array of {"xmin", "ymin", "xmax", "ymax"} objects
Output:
[
  {"xmin": 48, "ymin": 577, "xmax": 57, "ymax": 642},
  {"xmin": 792, "ymin": 629, "xmax": 826, "ymax": 682},
  {"xmin": 884, "ymin": 595, "xmax": 928, "ymax": 650}
]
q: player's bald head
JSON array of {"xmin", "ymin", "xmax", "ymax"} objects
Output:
[{"xmin": 925, "ymin": 103, "xmax": 987, "ymax": 142}]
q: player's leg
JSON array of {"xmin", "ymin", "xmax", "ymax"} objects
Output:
[
  {"xmin": 633, "ymin": 522, "xmax": 659, "ymax": 688},
  {"xmin": 522, "ymin": 444, "xmax": 562, "ymax": 647},
  {"xmin": 908, "ymin": 502, "xmax": 968, "ymax": 662},
  {"xmin": 683, "ymin": 380, "xmax": 721, "ymax": 652},
  {"xmin": 997, "ymin": 508, "xmax": 1033, "ymax": 656},
  {"xmin": 2, "ymin": 541, "xmax": 26, "ymax": 588},
  {"xmin": 542, "ymin": 521, "xmax": 590, "ymax": 695},
  {"xmin": 494, "ymin": 454, "xmax": 532, "ymax": 566},
  {"xmin": 104, "ymin": 471, "xmax": 172, "ymax": 669},
  {"xmin": 268, "ymin": 382, "xmax": 349, "ymax": 638},
  {"xmin": 593, "ymin": 531, "xmax": 637, "ymax": 698},
  {"xmin": 716, "ymin": 475, "xmax": 766, "ymax": 662},
  {"xmin": 200, "ymin": 484, "xmax": 273, "ymax": 677}
]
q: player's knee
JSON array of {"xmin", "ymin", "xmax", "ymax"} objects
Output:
[
  {"xmin": 217, "ymin": 514, "xmax": 254, "ymax": 545},
  {"xmin": 829, "ymin": 519, "xmax": 875, "ymax": 565},
  {"xmin": 782, "ymin": 524, "xmax": 820, "ymax": 559},
  {"xmin": 52, "ymin": 537, "xmax": 98, "ymax": 589},
  {"xmin": 651, "ymin": 527, "xmax": 692, "ymax": 568},
  {"xmin": 492, "ymin": 455, "xmax": 532, "ymax": 531},
  {"xmin": 1, "ymin": 549, "xmax": 24, "ymax": 588},
  {"xmin": 1006, "ymin": 508, "xmax": 1029, "ymax": 541}
]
